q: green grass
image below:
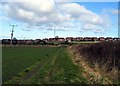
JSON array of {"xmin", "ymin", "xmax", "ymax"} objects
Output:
[
  {"xmin": 2, "ymin": 46, "xmax": 59, "ymax": 82},
  {"xmin": 21, "ymin": 48, "xmax": 87, "ymax": 84},
  {"xmin": 3, "ymin": 46, "xmax": 88, "ymax": 84}
]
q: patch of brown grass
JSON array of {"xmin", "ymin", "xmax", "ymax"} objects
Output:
[{"xmin": 68, "ymin": 41, "xmax": 120, "ymax": 84}]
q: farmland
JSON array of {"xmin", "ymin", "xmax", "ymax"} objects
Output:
[
  {"xmin": 2, "ymin": 46, "xmax": 59, "ymax": 83},
  {"xmin": 2, "ymin": 41, "xmax": 120, "ymax": 85},
  {"xmin": 2, "ymin": 46, "xmax": 87, "ymax": 84}
]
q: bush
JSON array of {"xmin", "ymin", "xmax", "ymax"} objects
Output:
[{"xmin": 75, "ymin": 41, "xmax": 120, "ymax": 80}]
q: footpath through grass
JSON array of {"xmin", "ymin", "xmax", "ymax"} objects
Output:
[{"xmin": 3, "ymin": 46, "xmax": 87, "ymax": 84}]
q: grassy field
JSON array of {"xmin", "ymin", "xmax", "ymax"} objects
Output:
[
  {"xmin": 2, "ymin": 46, "xmax": 59, "ymax": 83},
  {"xmin": 2, "ymin": 42, "xmax": 120, "ymax": 85},
  {"xmin": 2, "ymin": 46, "xmax": 87, "ymax": 84}
]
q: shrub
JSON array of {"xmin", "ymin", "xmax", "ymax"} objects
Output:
[{"xmin": 75, "ymin": 41, "xmax": 120, "ymax": 80}]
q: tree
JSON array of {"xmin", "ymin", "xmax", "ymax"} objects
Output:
[{"xmin": 12, "ymin": 37, "xmax": 17, "ymax": 45}]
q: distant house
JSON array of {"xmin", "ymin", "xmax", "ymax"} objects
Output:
[
  {"xmin": 26, "ymin": 40, "xmax": 34, "ymax": 45},
  {"xmin": 76, "ymin": 37, "xmax": 84, "ymax": 41},
  {"xmin": 113, "ymin": 38, "xmax": 118, "ymax": 41},
  {"xmin": 98, "ymin": 37, "xmax": 105, "ymax": 41},
  {"xmin": 66, "ymin": 37, "xmax": 73, "ymax": 42},
  {"xmin": 43, "ymin": 38, "xmax": 48, "ymax": 43},
  {"xmin": 72, "ymin": 38, "xmax": 77, "ymax": 41},
  {"xmin": 72, "ymin": 37, "xmax": 84, "ymax": 41},
  {"xmin": 105, "ymin": 37, "xmax": 113, "ymax": 41},
  {"xmin": 92, "ymin": 37, "xmax": 98, "ymax": 41},
  {"xmin": 84, "ymin": 37, "xmax": 93, "ymax": 41},
  {"xmin": 49, "ymin": 38, "xmax": 56, "ymax": 42},
  {"xmin": 17, "ymin": 40, "xmax": 25, "ymax": 45},
  {"xmin": 12, "ymin": 38, "xmax": 17, "ymax": 44},
  {"xmin": 2, "ymin": 39, "xmax": 11, "ymax": 45},
  {"xmin": 119, "ymin": 38, "xmax": 120, "ymax": 41},
  {"xmin": 34, "ymin": 39, "xmax": 41, "ymax": 44},
  {"xmin": 48, "ymin": 37, "xmax": 65, "ymax": 43},
  {"xmin": 57, "ymin": 38, "xmax": 65, "ymax": 42}
]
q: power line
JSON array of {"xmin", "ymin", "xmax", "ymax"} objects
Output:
[{"xmin": 10, "ymin": 24, "xmax": 17, "ymax": 47}]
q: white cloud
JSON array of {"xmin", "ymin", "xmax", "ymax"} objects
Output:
[
  {"xmin": 103, "ymin": 8, "xmax": 120, "ymax": 15},
  {"xmin": 21, "ymin": 28, "xmax": 31, "ymax": 31},
  {"xmin": 59, "ymin": 3, "xmax": 110, "ymax": 28},
  {"xmin": 94, "ymin": 29, "xmax": 103, "ymax": 33},
  {"xmin": 2, "ymin": 0, "xmax": 111, "ymax": 32},
  {"xmin": 81, "ymin": 23, "xmax": 98, "ymax": 30}
]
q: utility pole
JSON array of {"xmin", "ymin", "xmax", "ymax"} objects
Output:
[{"xmin": 10, "ymin": 24, "xmax": 17, "ymax": 47}]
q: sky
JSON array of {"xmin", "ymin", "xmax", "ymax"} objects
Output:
[{"xmin": 0, "ymin": 0, "xmax": 119, "ymax": 39}]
